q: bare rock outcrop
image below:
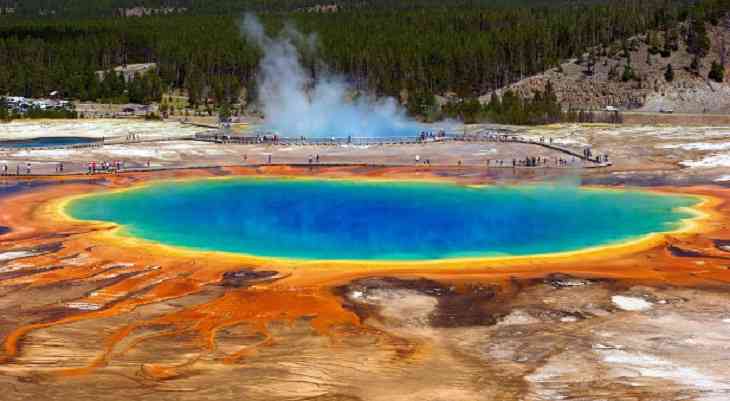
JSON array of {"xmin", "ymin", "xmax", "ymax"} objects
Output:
[{"xmin": 483, "ymin": 22, "xmax": 730, "ymax": 113}]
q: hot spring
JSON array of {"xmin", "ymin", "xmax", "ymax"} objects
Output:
[
  {"xmin": 0, "ymin": 137, "xmax": 100, "ymax": 149},
  {"xmin": 67, "ymin": 178, "xmax": 699, "ymax": 261}
]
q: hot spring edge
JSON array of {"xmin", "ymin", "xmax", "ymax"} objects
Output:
[{"xmin": 65, "ymin": 178, "xmax": 701, "ymax": 262}]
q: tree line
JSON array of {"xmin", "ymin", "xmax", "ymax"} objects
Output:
[
  {"xmin": 0, "ymin": 0, "xmax": 729, "ymax": 124},
  {"xmin": 2, "ymin": 0, "xmax": 677, "ymax": 18}
]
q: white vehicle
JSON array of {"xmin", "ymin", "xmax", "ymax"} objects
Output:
[
  {"xmin": 605, "ymin": 105, "xmax": 618, "ymax": 112},
  {"xmin": 660, "ymin": 108, "xmax": 674, "ymax": 114}
]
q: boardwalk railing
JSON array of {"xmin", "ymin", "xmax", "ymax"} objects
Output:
[
  {"xmin": 193, "ymin": 132, "xmax": 454, "ymax": 146},
  {"xmin": 468, "ymin": 131, "xmax": 600, "ymax": 161},
  {"xmin": 192, "ymin": 131, "xmax": 611, "ymax": 166},
  {"xmin": 0, "ymin": 129, "xmax": 610, "ymax": 168}
]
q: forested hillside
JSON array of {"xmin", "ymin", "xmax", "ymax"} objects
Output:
[
  {"xmin": 1, "ymin": 0, "xmax": 729, "ymax": 119},
  {"xmin": 0, "ymin": 0, "xmax": 670, "ymax": 17}
]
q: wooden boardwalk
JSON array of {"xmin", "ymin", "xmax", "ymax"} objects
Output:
[
  {"xmin": 192, "ymin": 131, "xmax": 612, "ymax": 167},
  {"xmin": 0, "ymin": 129, "xmax": 612, "ymax": 171}
]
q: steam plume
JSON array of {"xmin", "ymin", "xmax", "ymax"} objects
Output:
[{"xmin": 240, "ymin": 14, "xmax": 421, "ymax": 138}]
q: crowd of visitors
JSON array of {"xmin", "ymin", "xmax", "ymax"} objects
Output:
[
  {"xmin": 1, "ymin": 162, "xmax": 32, "ymax": 175},
  {"xmin": 87, "ymin": 160, "xmax": 125, "ymax": 174},
  {"xmin": 419, "ymin": 131, "xmax": 447, "ymax": 142}
]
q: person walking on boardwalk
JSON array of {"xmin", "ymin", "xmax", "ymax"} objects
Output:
[{"xmin": 2, "ymin": 163, "xmax": 7, "ymax": 176}]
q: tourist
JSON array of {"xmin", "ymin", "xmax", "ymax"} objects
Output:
[
  {"xmin": 16, "ymin": 165, "xmax": 20, "ymax": 175},
  {"xmin": 26, "ymin": 163, "xmax": 31, "ymax": 175},
  {"xmin": 2, "ymin": 163, "xmax": 7, "ymax": 176},
  {"xmin": 316, "ymin": 154, "xmax": 320, "ymax": 163},
  {"xmin": 268, "ymin": 154, "xmax": 272, "ymax": 164},
  {"xmin": 415, "ymin": 155, "xmax": 420, "ymax": 164}
]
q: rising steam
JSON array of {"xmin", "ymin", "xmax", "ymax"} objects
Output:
[{"xmin": 240, "ymin": 14, "xmax": 421, "ymax": 138}]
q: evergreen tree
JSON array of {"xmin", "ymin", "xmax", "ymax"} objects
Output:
[
  {"xmin": 647, "ymin": 30, "xmax": 660, "ymax": 55},
  {"xmin": 690, "ymin": 55, "xmax": 701, "ymax": 75},
  {"xmin": 485, "ymin": 92, "xmax": 501, "ymax": 114},
  {"xmin": 0, "ymin": 97, "xmax": 11, "ymax": 122},
  {"xmin": 709, "ymin": 61, "xmax": 725, "ymax": 82},
  {"xmin": 185, "ymin": 68, "xmax": 204, "ymax": 108},
  {"xmin": 621, "ymin": 65, "xmax": 635, "ymax": 82},
  {"xmin": 665, "ymin": 63, "xmax": 675, "ymax": 82},
  {"xmin": 407, "ymin": 88, "xmax": 436, "ymax": 118},
  {"xmin": 219, "ymin": 101, "xmax": 232, "ymax": 120},
  {"xmin": 687, "ymin": 12, "xmax": 711, "ymax": 57}
]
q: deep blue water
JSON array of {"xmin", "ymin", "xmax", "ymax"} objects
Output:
[
  {"xmin": 0, "ymin": 137, "xmax": 99, "ymax": 148},
  {"xmin": 68, "ymin": 178, "xmax": 698, "ymax": 261}
]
